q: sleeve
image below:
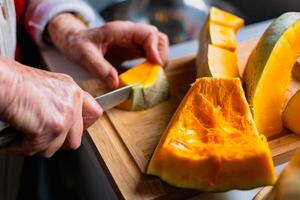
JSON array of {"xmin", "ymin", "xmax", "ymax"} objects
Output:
[{"xmin": 24, "ymin": 0, "xmax": 105, "ymax": 48}]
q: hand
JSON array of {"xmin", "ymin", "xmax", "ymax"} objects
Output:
[
  {"xmin": 48, "ymin": 13, "xmax": 169, "ymax": 89},
  {"xmin": 0, "ymin": 57, "xmax": 102, "ymax": 157}
]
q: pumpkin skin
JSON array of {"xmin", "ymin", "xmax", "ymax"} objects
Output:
[
  {"xmin": 243, "ymin": 12, "xmax": 300, "ymax": 136},
  {"xmin": 118, "ymin": 61, "xmax": 169, "ymax": 111},
  {"xmin": 196, "ymin": 7, "xmax": 243, "ymax": 78},
  {"xmin": 147, "ymin": 78, "xmax": 276, "ymax": 191}
]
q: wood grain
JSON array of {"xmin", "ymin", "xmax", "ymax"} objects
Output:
[
  {"xmin": 81, "ymin": 39, "xmax": 300, "ymax": 200},
  {"xmin": 253, "ymin": 186, "xmax": 273, "ymax": 200}
]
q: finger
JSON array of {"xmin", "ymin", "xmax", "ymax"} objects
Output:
[
  {"xmin": 82, "ymin": 91, "xmax": 102, "ymax": 129},
  {"xmin": 132, "ymin": 24, "xmax": 163, "ymax": 65},
  {"xmin": 61, "ymin": 116, "xmax": 84, "ymax": 151},
  {"xmin": 8, "ymin": 139, "xmax": 38, "ymax": 156},
  {"xmin": 158, "ymin": 32, "xmax": 169, "ymax": 67},
  {"xmin": 7, "ymin": 132, "xmax": 56, "ymax": 156},
  {"xmin": 61, "ymin": 95, "xmax": 84, "ymax": 150},
  {"xmin": 39, "ymin": 131, "xmax": 68, "ymax": 157},
  {"xmin": 79, "ymin": 42, "xmax": 119, "ymax": 89},
  {"xmin": 144, "ymin": 31, "xmax": 163, "ymax": 65}
]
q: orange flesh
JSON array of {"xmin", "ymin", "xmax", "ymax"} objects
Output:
[
  {"xmin": 283, "ymin": 89, "xmax": 300, "ymax": 134},
  {"xmin": 210, "ymin": 7, "xmax": 244, "ymax": 31},
  {"xmin": 196, "ymin": 7, "xmax": 243, "ymax": 78},
  {"xmin": 209, "ymin": 23, "xmax": 237, "ymax": 51},
  {"xmin": 147, "ymin": 78, "xmax": 276, "ymax": 191},
  {"xmin": 119, "ymin": 61, "xmax": 161, "ymax": 87},
  {"xmin": 208, "ymin": 45, "xmax": 239, "ymax": 77},
  {"xmin": 251, "ymin": 19, "xmax": 300, "ymax": 135}
]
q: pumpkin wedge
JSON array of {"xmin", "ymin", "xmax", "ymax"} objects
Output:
[
  {"xmin": 243, "ymin": 12, "xmax": 300, "ymax": 136},
  {"xmin": 261, "ymin": 152, "xmax": 300, "ymax": 200},
  {"xmin": 210, "ymin": 7, "xmax": 244, "ymax": 31},
  {"xmin": 292, "ymin": 58, "xmax": 300, "ymax": 80},
  {"xmin": 283, "ymin": 89, "xmax": 300, "ymax": 134},
  {"xmin": 147, "ymin": 78, "xmax": 276, "ymax": 191},
  {"xmin": 196, "ymin": 7, "xmax": 243, "ymax": 78},
  {"xmin": 197, "ymin": 44, "xmax": 239, "ymax": 78},
  {"xmin": 118, "ymin": 61, "xmax": 169, "ymax": 111},
  {"xmin": 209, "ymin": 23, "xmax": 237, "ymax": 51}
]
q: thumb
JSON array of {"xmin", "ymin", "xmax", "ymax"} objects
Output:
[
  {"xmin": 82, "ymin": 91, "xmax": 102, "ymax": 129},
  {"xmin": 79, "ymin": 43, "xmax": 119, "ymax": 89}
]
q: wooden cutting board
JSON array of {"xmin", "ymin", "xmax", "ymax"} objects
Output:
[{"xmin": 81, "ymin": 39, "xmax": 300, "ymax": 200}]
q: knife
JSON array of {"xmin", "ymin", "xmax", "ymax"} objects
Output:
[
  {"xmin": 95, "ymin": 83, "xmax": 139, "ymax": 111},
  {"xmin": 0, "ymin": 83, "xmax": 140, "ymax": 148}
]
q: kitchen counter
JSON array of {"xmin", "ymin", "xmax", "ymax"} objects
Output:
[{"xmin": 40, "ymin": 19, "xmax": 287, "ymax": 200}]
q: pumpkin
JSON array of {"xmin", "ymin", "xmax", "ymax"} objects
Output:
[
  {"xmin": 292, "ymin": 58, "xmax": 300, "ymax": 80},
  {"xmin": 147, "ymin": 78, "xmax": 276, "ymax": 191},
  {"xmin": 197, "ymin": 44, "xmax": 239, "ymax": 78},
  {"xmin": 261, "ymin": 152, "xmax": 300, "ymax": 200},
  {"xmin": 210, "ymin": 7, "xmax": 244, "ymax": 32},
  {"xmin": 243, "ymin": 12, "xmax": 300, "ymax": 136},
  {"xmin": 118, "ymin": 61, "xmax": 169, "ymax": 111},
  {"xmin": 283, "ymin": 89, "xmax": 300, "ymax": 134},
  {"xmin": 209, "ymin": 23, "xmax": 237, "ymax": 51},
  {"xmin": 196, "ymin": 7, "xmax": 243, "ymax": 78}
]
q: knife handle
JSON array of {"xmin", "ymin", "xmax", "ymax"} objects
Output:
[{"xmin": 0, "ymin": 126, "xmax": 21, "ymax": 148}]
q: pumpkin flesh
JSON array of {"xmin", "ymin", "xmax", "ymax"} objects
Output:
[
  {"xmin": 262, "ymin": 152, "xmax": 300, "ymax": 200},
  {"xmin": 118, "ymin": 61, "xmax": 169, "ymax": 111},
  {"xmin": 283, "ymin": 89, "xmax": 300, "ymax": 134},
  {"xmin": 196, "ymin": 7, "xmax": 243, "ymax": 78},
  {"xmin": 210, "ymin": 23, "xmax": 237, "ymax": 51},
  {"xmin": 243, "ymin": 12, "xmax": 300, "ymax": 136},
  {"xmin": 210, "ymin": 7, "xmax": 244, "ymax": 31},
  {"xmin": 147, "ymin": 78, "xmax": 276, "ymax": 191},
  {"xmin": 208, "ymin": 44, "xmax": 239, "ymax": 77}
]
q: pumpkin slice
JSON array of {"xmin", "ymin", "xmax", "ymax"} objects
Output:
[
  {"xmin": 209, "ymin": 23, "xmax": 237, "ymax": 51},
  {"xmin": 198, "ymin": 44, "xmax": 239, "ymax": 78},
  {"xmin": 292, "ymin": 58, "xmax": 300, "ymax": 80},
  {"xmin": 118, "ymin": 61, "xmax": 169, "ymax": 111},
  {"xmin": 261, "ymin": 152, "xmax": 300, "ymax": 200},
  {"xmin": 210, "ymin": 7, "xmax": 244, "ymax": 31},
  {"xmin": 147, "ymin": 78, "xmax": 276, "ymax": 191},
  {"xmin": 243, "ymin": 12, "xmax": 300, "ymax": 136},
  {"xmin": 196, "ymin": 7, "xmax": 243, "ymax": 78},
  {"xmin": 283, "ymin": 89, "xmax": 300, "ymax": 134}
]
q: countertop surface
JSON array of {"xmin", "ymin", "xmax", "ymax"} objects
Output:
[{"xmin": 40, "ymin": 19, "xmax": 288, "ymax": 200}]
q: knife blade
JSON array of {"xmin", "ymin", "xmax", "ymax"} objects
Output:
[
  {"xmin": 0, "ymin": 83, "xmax": 140, "ymax": 148},
  {"xmin": 96, "ymin": 83, "xmax": 140, "ymax": 111}
]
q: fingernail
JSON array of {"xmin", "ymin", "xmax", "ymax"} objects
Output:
[{"xmin": 105, "ymin": 75, "xmax": 116, "ymax": 89}]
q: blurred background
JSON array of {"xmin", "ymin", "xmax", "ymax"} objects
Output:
[{"xmin": 85, "ymin": 0, "xmax": 300, "ymax": 45}]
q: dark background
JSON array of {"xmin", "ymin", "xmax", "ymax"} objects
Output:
[
  {"xmin": 87, "ymin": 0, "xmax": 300, "ymax": 44},
  {"xmin": 226, "ymin": 0, "xmax": 300, "ymax": 24}
]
